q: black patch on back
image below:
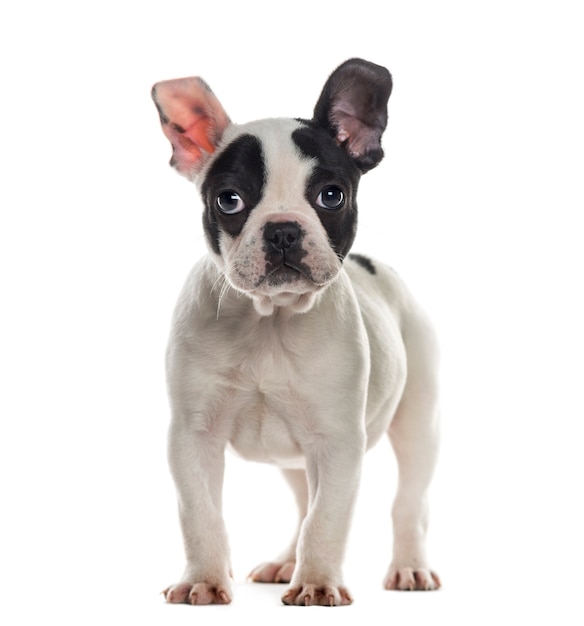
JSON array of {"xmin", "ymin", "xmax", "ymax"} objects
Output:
[
  {"xmin": 201, "ymin": 134, "xmax": 266, "ymax": 255},
  {"xmin": 292, "ymin": 122, "xmax": 362, "ymax": 260},
  {"xmin": 349, "ymin": 253, "xmax": 376, "ymax": 275}
]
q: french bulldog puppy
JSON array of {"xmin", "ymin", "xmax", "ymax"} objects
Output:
[{"xmin": 152, "ymin": 58, "xmax": 441, "ymax": 606}]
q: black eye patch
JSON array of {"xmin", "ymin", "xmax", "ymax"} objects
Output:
[
  {"xmin": 201, "ymin": 134, "xmax": 266, "ymax": 254},
  {"xmin": 292, "ymin": 123, "xmax": 361, "ymax": 260}
]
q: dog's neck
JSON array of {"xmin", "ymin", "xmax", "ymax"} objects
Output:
[{"xmin": 251, "ymin": 290, "xmax": 320, "ymax": 317}]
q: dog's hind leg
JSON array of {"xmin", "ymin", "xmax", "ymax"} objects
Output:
[
  {"xmin": 384, "ymin": 310, "xmax": 441, "ymax": 591},
  {"xmin": 248, "ymin": 468, "xmax": 308, "ymax": 583}
]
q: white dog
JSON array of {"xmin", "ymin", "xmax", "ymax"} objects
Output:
[{"xmin": 151, "ymin": 58, "xmax": 441, "ymax": 606}]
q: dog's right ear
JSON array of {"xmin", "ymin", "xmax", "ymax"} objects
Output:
[{"xmin": 151, "ymin": 77, "xmax": 231, "ymax": 178}]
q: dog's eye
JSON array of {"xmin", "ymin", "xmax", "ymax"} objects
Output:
[
  {"xmin": 316, "ymin": 186, "xmax": 345, "ymax": 210},
  {"xmin": 216, "ymin": 191, "xmax": 246, "ymax": 215}
]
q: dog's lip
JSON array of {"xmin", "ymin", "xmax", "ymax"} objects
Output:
[{"xmin": 258, "ymin": 262, "xmax": 316, "ymax": 286}]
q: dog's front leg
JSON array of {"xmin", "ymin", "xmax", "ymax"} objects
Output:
[
  {"xmin": 163, "ymin": 416, "xmax": 232, "ymax": 605},
  {"xmin": 282, "ymin": 431, "xmax": 365, "ymax": 607}
]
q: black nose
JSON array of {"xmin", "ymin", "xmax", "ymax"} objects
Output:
[{"xmin": 263, "ymin": 221, "xmax": 303, "ymax": 253}]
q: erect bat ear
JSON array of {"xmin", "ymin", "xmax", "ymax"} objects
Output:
[
  {"xmin": 313, "ymin": 58, "xmax": 392, "ymax": 173},
  {"xmin": 151, "ymin": 77, "xmax": 231, "ymax": 178}
]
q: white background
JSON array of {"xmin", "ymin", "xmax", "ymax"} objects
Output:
[{"xmin": 1, "ymin": 1, "xmax": 583, "ymax": 624}]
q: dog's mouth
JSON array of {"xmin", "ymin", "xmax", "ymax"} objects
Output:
[
  {"xmin": 225, "ymin": 231, "xmax": 341, "ymax": 315},
  {"xmin": 258, "ymin": 259, "xmax": 316, "ymax": 288},
  {"xmin": 245, "ymin": 260, "xmax": 331, "ymax": 316}
]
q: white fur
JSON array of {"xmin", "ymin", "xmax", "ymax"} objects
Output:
[{"xmin": 163, "ymin": 120, "xmax": 441, "ymax": 606}]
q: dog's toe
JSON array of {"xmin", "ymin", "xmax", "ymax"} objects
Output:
[
  {"xmin": 282, "ymin": 583, "xmax": 353, "ymax": 606},
  {"xmin": 249, "ymin": 561, "xmax": 295, "ymax": 583},
  {"xmin": 163, "ymin": 582, "xmax": 192, "ymax": 603},
  {"xmin": 384, "ymin": 567, "xmax": 441, "ymax": 591},
  {"xmin": 163, "ymin": 581, "xmax": 232, "ymax": 605}
]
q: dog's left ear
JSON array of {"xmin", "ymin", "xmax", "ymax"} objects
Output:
[
  {"xmin": 313, "ymin": 58, "xmax": 392, "ymax": 173},
  {"xmin": 151, "ymin": 77, "xmax": 231, "ymax": 178}
]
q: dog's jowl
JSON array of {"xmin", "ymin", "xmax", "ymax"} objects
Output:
[{"xmin": 152, "ymin": 58, "xmax": 441, "ymax": 606}]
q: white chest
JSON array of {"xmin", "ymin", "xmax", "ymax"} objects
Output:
[{"xmin": 223, "ymin": 348, "xmax": 309, "ymax": 467}]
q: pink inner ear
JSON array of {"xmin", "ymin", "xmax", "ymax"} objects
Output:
[
  {"xmin": 153, "ymin": 77, "xmax": 230, "ymax": 176},
  {"xmin": 333, "ymin": 111, "xmax": 379, "ymax": 160}
]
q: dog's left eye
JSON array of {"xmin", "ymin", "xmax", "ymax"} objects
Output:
[
  {"xmin": 316, "ymin": 186, "xmax": 345, "ymax": 210},
  {"xmin": 216, "ymin": 191, "xmax": 246, "ymax": 215}
]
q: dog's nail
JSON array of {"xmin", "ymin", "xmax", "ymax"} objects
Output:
[
  {"xmin": 328, "ymin": 594, "xmax": 335, "ymax": 606},
  {"xmin": 281, "ymin": 591, "xmax": 293, "ymax": 605},
  {"xmin": 189, "ymin": 593, "xmax": 198, "ymax": 605},
  {"xmin": 218, "ymin": 590, "xmax": 229, "ymax": 603},
  {"xmin": 304, "ymin": 593, "xmax": 312, "ymax": 606}
]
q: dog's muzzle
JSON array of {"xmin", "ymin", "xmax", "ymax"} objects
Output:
[{"xmin": 262, "ymin": 221, "xmax": 311, "ymax": 286}]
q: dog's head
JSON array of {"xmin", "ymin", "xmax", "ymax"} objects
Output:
[{"xmin": 152, "ymin": 59, "xmax": 392, "ymax": 315}]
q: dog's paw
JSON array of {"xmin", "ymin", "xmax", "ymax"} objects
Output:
[
  {"xmin": 249, "ymin": 560, "xmax": 295, "ymax": 583},
  {"xmin": 281, "ymin": 583, "xmax": 353, "ymax": 606},
  {"xmin": 163, "ymin": 581, "xmax": 232, "ymax": 605},
  {"xmin": 384, "ymin": 567, "xmax": 441, "ymax": 591}
]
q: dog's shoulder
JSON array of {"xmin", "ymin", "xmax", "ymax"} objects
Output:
[
  {"xmin": 345, "ymin": 254, "xmax": 437, "ymax": 359},
  {"xmin": 346, "ymin": 253, "xmax": 402, "ymax": 291},
  {"xmin": 170, "ymin": 257, "xmax": 223, "ymax": 332},
  {"xmin": 347, "ymin": 253, "xmax": 377, "ymax": 276},
  {"xmin": 345, "ymin": 254, "xmax": 418, "ymax": 320}
]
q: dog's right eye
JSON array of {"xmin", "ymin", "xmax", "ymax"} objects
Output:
[{"xmin": 216, "ymin": 191, "xmax": 246, "ymax": 215}]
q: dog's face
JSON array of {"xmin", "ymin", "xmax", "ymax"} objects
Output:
[
  {"xmin": 152, "ymin": 59, "xmax": 392, "ymax": 315},
  {"xmin": 198, "ymin": 118, "xmax": 361, "ymax": 314}
]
